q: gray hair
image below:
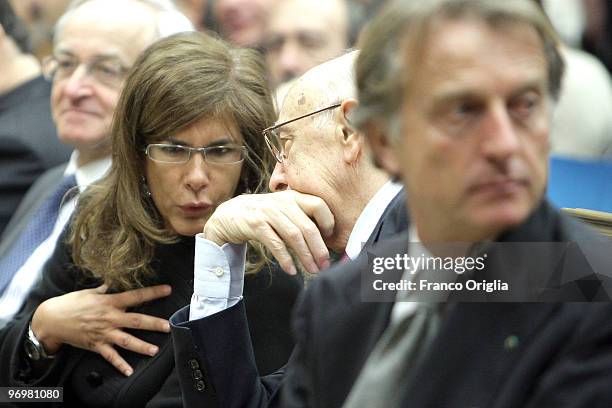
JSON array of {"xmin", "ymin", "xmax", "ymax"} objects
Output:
[
  {"xmin": 297, "ymin": 50, "xmax": 358, "ymax": 128},
  {"xmin": 350, "ymin": 0, "xmax": 565, "ymax": 141},
  {"xmin": 54, "ymin": 0, "xmax": 194, "ymax": 44}
]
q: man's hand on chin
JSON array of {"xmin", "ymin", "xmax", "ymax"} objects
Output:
[{"xmin": 203, "ymin": 191, "xmax": 334, "ymax": 275}]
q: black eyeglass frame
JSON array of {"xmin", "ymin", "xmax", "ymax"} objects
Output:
[{"xmin": 263, "ymin": 103, "xmax": 342, "ymax": 163}]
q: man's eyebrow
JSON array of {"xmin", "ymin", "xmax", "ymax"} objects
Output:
[
  {"xmin": 507, "ymin": 80, "xmax": 547, "ymax": 99},
  {"xmin": 277, "ymin": 123, "xmax": 296, "ymax": 136},
  {"xmin": 54, "ymin": 49, "xmax": 75, "ymax": 57},
  {"xmin": 431, "ymin": 78, "xmax": 546, "ymax": 106},
  {"xmin": 430, "ymin": 89, "xmax": 482, "ymax": 107},
  {"xmin": 54, "ymin": 48, "xmax": 126, "ymax": 63}
]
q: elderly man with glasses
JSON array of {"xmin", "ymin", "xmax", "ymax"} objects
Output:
[
  {"xmin": 0, "ymin": 0, "xmax": 192, "ymax": 328},
  {"xmin": 170, "ymin": 50, "xmax": 408, "ymax": 407}
]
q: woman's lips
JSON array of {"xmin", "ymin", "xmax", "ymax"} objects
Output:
[{"xmin": 178, "ymin": 203, "xmax": 212, "ymax": 216}]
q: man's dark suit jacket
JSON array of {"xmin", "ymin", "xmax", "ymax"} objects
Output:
[
  {"xmin": 170, "ymin": 189, "xmax": 408, "ymax": 407},
  {"xmin": 282, "ymin": 201, "xmax": 612, "ymax": 407},
  {"xmin": 174, "ymin": 199, "xmax": 612, "ymax": 407},
  {"xmin": 0, "ymin": 76, "xmax": 72, "ymax": 237}
]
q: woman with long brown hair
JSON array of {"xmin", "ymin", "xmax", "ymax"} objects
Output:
[{"xmin": 0, "ymin": 31, "xmax": 301, "ymax": 406}]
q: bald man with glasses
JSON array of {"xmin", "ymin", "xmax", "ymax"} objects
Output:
[{"xmin": 170, "ymin": 51, "xmax": 408, "ymax": 407}]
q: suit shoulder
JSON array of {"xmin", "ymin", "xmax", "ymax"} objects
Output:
[{"xmin": 306, "ymin": 232, "xmax": 410, "ymax": 306}]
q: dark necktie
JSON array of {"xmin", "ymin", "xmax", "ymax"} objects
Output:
[{"xmin": 0, "ymin": 174, "xmax": 77, "ymax": 294}]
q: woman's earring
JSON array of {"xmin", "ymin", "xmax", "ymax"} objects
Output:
[{"xmin": 142, "ymin": 176, "xmax": 152, "ymax": 197}]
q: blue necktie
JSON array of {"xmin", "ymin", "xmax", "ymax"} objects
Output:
[{"xmin": 0, "ymin": 174, "xmax": 77, "ymax": 294}]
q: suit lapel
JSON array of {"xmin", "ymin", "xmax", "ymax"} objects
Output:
[
  {"xmin": 400, "ymin": 201, "xmax": 565, "ymax": 406},
  {"xmin": 366, "ymin": 189, "xmax": 408, "ymax": 246},
  {"xmin": 403, "ymin": 302, "xmax": 560, "ymax": 407}
]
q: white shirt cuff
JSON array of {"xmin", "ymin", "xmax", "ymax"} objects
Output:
[{"xmin": 189, "ymin": 234, "xmax": 247, "ymax": 320}]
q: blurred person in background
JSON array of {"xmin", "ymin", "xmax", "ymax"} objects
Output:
[
  {"xmin": 213, "ymin": 0, "xmax": 278, "ymax": 48},
  {"xmin": 582, "ymin": 0, "xmax": 612, "ymax": 74},
  {"xmin": 263, "ymin": 0, "xmax": 366, "ymax": 89},
  {"xmin": 0, "ymin": 0, "xmax": 71, "ymax": 237},
  {"xmin": 8, "ymin": 0, "xmax": 70, "ymax": 60},
  {"xmin": 174, "ymin": 0, "xmax": 209, "ymax": 31},
  {"xmin": 0, "ymin": 31, "xmax": 301, "ymax": 406},
  {"xmin": 0, "ymin": 0, "xmax": 193, "ymax": 327},
  {"xmin": 536, "ymin": 0, "xmax": 612, "ymax": 158},
  {"xmin": 549, "ymin": 44, "xmax": 612, "ymax": 158}
]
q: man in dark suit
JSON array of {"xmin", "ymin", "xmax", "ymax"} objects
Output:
[
  {"xmin": 170, "ymin": 51, "xmax": 408, "ymax": 406},
  {"xmin": 0, "ymin": 0, "xmax": 71, "ymax": 237},
  {"xmin": 281, "ymin": 0, "xmax": 612, "ymax": 407},
  {"xmin": 175, "ymin": 0, "xmax": 612, "ymax": 407}
]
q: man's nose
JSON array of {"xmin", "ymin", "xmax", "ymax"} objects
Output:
[
  {"xmin": 481, "ymin": 104, "xmax": 521, "ymax": 162},
  {"xmin": 269, "ymin": 162, "xmax": 289, "ymax": 191},
  {"xmin": 277, "ymin": 41, "xmax": 304, "ymax": 83},
  {"xmin": 62, "ymin": 65, "xmax": 94, "ymax": 99}
]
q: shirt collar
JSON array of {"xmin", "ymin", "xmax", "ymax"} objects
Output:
[
  {"xmin": 345, "ymin": 180, "xmax": 404, "ymax": 260},
  {"xmin": 64, "ymin": 151, "xmax": 112, "ymax": 191}
]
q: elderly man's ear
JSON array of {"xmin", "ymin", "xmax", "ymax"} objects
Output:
[
  {"xmin": 337, "ymin": 98, "xmax": 362, "ymax": 164},
  {"xmin": 363, "ymin": 120, "xmax": 402, "ymax": 179}
]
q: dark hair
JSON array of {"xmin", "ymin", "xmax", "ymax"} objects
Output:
[
  {"xmin": 0, "ymin": 0, "xmax": 32, "ymax": 53},
  {"xmin": 70, "ymin": 31, "xmax": 276, "ymax": 290},
  {"xmin": 351, "ymin": 0, "xmax": 565, "ymax": 138}
]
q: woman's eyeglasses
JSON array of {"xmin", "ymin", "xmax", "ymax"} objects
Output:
[{"xmin": 145, "ymin": 144, "xmax": 247, "ymax": 165}]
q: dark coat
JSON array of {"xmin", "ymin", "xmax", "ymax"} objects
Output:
[
  {"xmin": 170, "ymin": 189, "xmax": 410, "ymax": 407},
  {"xmin": 0, "ymin": 230, "xmax": 302, "ymax": 407},
  {"xmin": 0, "ymin": 76, "xmax": 72, "ymax": 238},
  {"xmin": 283, "ymin": 201, "xmax": 612, "ymax": 407}
]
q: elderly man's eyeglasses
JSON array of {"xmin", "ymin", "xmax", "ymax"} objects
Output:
[
  {"xmin": 145, "ymin": 144, "xmax": 247, "ymax": 165},
  {"xmin": 263, "ymin": 103, "xmax": 341, "ymax": 163},
  {"xmin": 42, "ymin": 54, "xmax": 129, "ymax": 89}
]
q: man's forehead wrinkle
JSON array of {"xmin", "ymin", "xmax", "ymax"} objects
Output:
[{"xmin": 413, "ymin": 21, "xmax": 547, "ymax": 87}]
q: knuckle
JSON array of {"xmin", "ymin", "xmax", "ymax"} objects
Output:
[
  {"xmin": 286, "ymin": 229, "xmax": 302, "ymax": 242},
  {"xmin": 102, "ymin": 350, "xmax": 115, "ymax": 364},
  {"xmin": 133, "ymin": 290, "xmax": 145, "ymax": 305},
  {"xmin": 302, "ymin": 225, "xmax": 319, "ymax": 240},
  {"xmin": 268, "ymin": 238, "xmax": 286, "ymax": 252},
  {"xmin": 98, "ymin": 311, "xmax": 112, "ymax": 324},
  {"xmin": 247, "ymin": 215, "xmax": 265, "ymax": 230},
  {"xmin": 131, "ymin": 316, "xmax": 142, "ymax": 329},
  {"xmin": 120, "ymin": 335, "xmax": 131, "ymax": 348}
]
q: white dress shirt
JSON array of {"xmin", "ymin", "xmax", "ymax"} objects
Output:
[
  {"xmin": 0, "ymin": 152, "xmax": 111, "ymax": 327},
  {"xmin": 189, "ymin": 180, "xmax": 404, "ymax": 320}
]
